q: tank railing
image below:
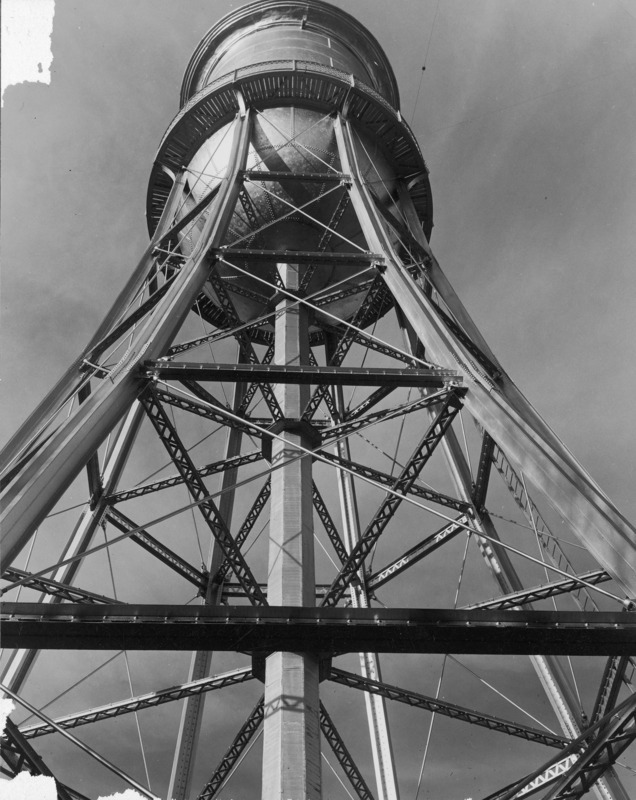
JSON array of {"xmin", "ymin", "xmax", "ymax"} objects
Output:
[
  {"xmin": 148, "ymin": 57, "xmax": 430, "ymax": 245},
  {"xmin": 166, "ymin": 58, "xmax": 422, "ymax": 162}
]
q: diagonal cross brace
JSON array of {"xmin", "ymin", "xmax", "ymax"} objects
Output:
[
  {"xmin": 472, "ymin": 430, "xmax": 495, "ymax": 511},
  {"xmin": 302, "ymin": 276, "xmax": 389, "ymax": 421},
  {"xmin": 1, "ymin": 567, "xmax": 118, "ymax": 606},
  {"xmin": 299, "ymin": 189, "xmax": 351, "ymax": 292},
  {"xmin": 330, "ymin": 668, "xmax": 568, "ymax": 750},
  {"xmin": 207, "ymin": 268, "xmax": 282, "ymax": 420},
  {"xmin": 20, "ymin": 667, "xmax": 254, "ymax": 740},
  {"xmin": 236, "ymin": 343, "xmax": 274, "ymax": 415},
  {"xmin": 321, "ymin": 388, "xmax": 465, "ymax": 606},
  {"xmin": 213, "ymin": 477, "xmax": 271, "ymax": 585},
  {"xmin": 483, "ymin": 694, "xmax": 636, "ymax": 800},
  {"xmin": 1, "ymin": 719, "xmax": 76, "ymax": 800},
  {"xmin": 320, "ymin": 389, "xmax": 454, "ymax": 445},
  {"xmin": 313, "ymin": 482, "xmax": 349, "ymax": 566},
  {"xmin": 106, "ymin": 506, "xmax": 206, "ymax": 591},
  {"xmin": 85, "ymin": 281, "xmax": 173, "ymax": 366},
  {"xmin": 1, "ymin": 111, "xmax": 253, "ymax": 567},
  {"xmin": 140, "ymin": 387, "xmax": 267, "ymax": 606},
  {"xmin": 591, "ymin": 655, "xmax": 631, "ymax": 728},
  {"xmin": 367, "ymin": 516, "xmax": 470, "ymax": 592},
  {"xmin": 316, "ymin": 450, "xmax": 470, "ymax": 514},
  {"xmin": 155, "ymin": 386, "xmax": 265, "ymax": 440},
  {"xmin": 106, "ymin": 449, "xmax": 263, "ymax": 504},
  {"xmin": 196, "ymin": 696, "xmax": 264, "ymax": 800},
  {"xmin": 322, "ymin": 322, "xmax": 419, "ymax": 365},
  {"xmin": 345, "ymin": 386, "xmax": 396, "ymax": 422},
  {"xmin": 545, "ymin": 708, "xmax": 636, "ymax": 799},
  {"xmin": 320, "ymin": 701, "xmax": 376, "ymax": 800}
]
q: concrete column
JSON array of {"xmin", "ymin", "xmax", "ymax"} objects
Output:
[{"xmin": 262, "ymin": 264, "xmax": 321, "ymax": 800}]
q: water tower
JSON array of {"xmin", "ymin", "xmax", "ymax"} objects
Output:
[{"xmin": 2, "ymin": 2, "xmax": 635, "ymax": 798}]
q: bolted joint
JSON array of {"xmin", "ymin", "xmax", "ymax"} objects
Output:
[
  {"xmin": 318, "ymin": 655, "xmax": 332, "ymax": 682},
  {"xmin": 197, "ymin": 566, "xmax": 211, "ymax": 598},
  {"xmin": 261, "ymin": 419, "xmax": 322, "ymax": 462},
  {"xmin": 265, "ymin": 289, "xmax": 316, "ymax": 326},
  {"xmin": 88, "ymin": 488, "xmax": 103, "ymax": 512},
  {"xmin": 252, "ymin": 651, "xmax": 332, "ymax": 683},
  {"xmin": 265, "ymin": 289, "xmax": 302, "ymax": 309},
  {"xmin": 251, "ymin": 650, "xmax": 267, "ymax": 683}
]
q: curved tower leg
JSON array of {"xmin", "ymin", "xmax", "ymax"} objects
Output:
[
  {"xmin": 334, "ymin": 113, "xmax": 636, "ymax": 597},
  {"xmin": 1, "ymin": 401, "xmax": 144, "ymax": 692},
  {"xmin": 326, "ymin": 360, "xmax": 400, "ymax": 800},
  {"xmin": 1, "ymin": 111, "xmax": 253, "ymax": 567},
  {"xmin": 168, "ymin": 371, "xmax": 246, "ymax": 800}
]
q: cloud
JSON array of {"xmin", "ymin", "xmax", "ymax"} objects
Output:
[
  {"xmin": 0, "ymin": 773, "xmax": 57, "ymax": 800},
  {"xmin": 0, "ymin": 700, "xmax": 15, "ymax": 734},
  {"xmin": 1, "ymin": 700, "xmax": 161, "ymax": 800},
  {"xmin": 0, "ymin": 702, "xmax": 53, "ymax": 800}
]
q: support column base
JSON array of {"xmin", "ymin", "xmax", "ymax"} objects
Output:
[{"xmin": 262, "ymin": 650, "xmax": 322, "ymax": 800}]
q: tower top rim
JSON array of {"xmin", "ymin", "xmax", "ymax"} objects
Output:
[{"xmin": 180, "ymin": 0, "xmax": 400, "ymax": 109}]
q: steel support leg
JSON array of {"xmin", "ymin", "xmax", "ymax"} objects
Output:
[
  {"xmin": 328, "ymin": 378, "xmax": 400, "ymax": 800},
  {"xmin": 395, "ymin": 244, "xmax": 627, "ymax": 800},
  {"xmin": 1, "ymin": 402, "xmax": 144, "ymax": 692},
  {"xmin": 0, "ymin": 171, "xmax": 188, "ymax": 479},
  {"xmin": 168, "ymin": 370, "xmax": 247, "ymax": 800},
  {"xmin": 1, "ymin": 111, "xmax": 252, "ymax": 566},
  {"xmin": 335, "ymin": 114, "xmax": 636, "ymax": 597}
]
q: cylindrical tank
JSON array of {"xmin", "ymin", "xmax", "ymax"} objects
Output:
[
  {"xmin": 180, "ymin": 0, "xmax": 400, "ymax": 107},
  {"xmin": 147, "ymin": 0, "xmax": 432, "ymax": 338}
]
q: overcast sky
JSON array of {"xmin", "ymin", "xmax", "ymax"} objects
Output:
[
  {"xmin": 2, "ymin": 1, "xmax": 636, "ymax": 797},
  {"xmin": 3, "ymin": 0, "xmax": 635, "ymax": 511}
]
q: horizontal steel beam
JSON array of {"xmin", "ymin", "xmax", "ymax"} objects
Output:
[
  {"xmin": 217, "ymin": 247, "xmax": 382, "ymax": 264},
  {"xmin": 242, "ymin": 170, "xmax": 349, "ymax": 183},
  {"xmin": 2, "ymin": 604, "xmax": 634, "ymax": 655},
  {"xmin": 145, "ymin": 361, "xmax": 458, "ymax": 387},
  {"xmin": 221, "ymin": 583, "xmax": 331, "ymax": 600}
]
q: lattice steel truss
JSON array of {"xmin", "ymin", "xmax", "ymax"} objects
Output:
[{"xmin": 1, "ymin": 2, "xmax": 635, "ymax": 798}]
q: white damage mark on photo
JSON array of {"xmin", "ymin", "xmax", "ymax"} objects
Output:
[
  {"xmin": 97, "ymin": 792, "xmax": 162, "ymax": 800},
  {"xmin": 1, "ymin": 0, "xmax": 55, "ymax": 106},
  {"xmin": 1, "ymin": 699, "xmax": 55, "ymax": 799},
  {"xmin": 1, "ymin": 698, "xmax": 159, "ymax": 799}
]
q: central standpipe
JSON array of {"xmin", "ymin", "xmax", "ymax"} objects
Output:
[{"xmin": 262, "ymin": 263, "xmax": 321, "ymax": 799}]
